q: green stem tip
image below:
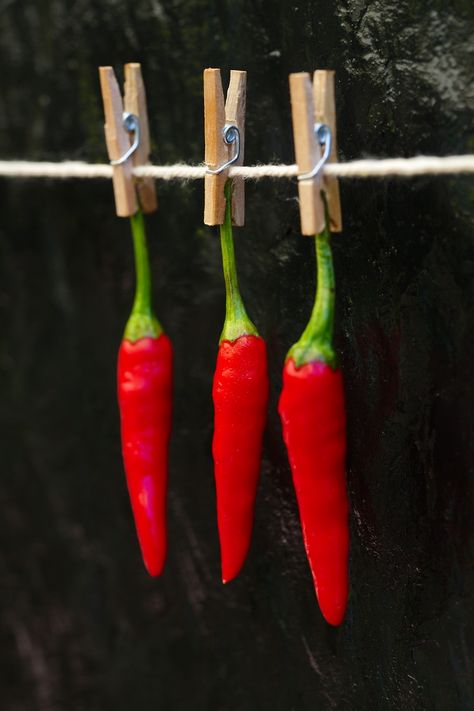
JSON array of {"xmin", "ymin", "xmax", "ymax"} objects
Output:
[
  {"xmin": 124, "ymin": 210, "xmax": 162, "ymax": 342},
  {"xmin": 288, "ymin": 196, "xmax": 337, "ymax": 369},
  {"xmin": 219, "ymin": 181, "xmax": 258, "ymax": 343}
]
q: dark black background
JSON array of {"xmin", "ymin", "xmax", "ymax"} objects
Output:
[{"xmin": 0, "ymin": 1, "xmax": 473, "ymax": 709}]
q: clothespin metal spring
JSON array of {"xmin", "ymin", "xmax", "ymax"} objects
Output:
[
  {"xmin": 206, "ymin": 123, "xmax": 240, "ymax": 175},
  {"xmin": 110, "ymin": 112, "xmax": 141, "ymax": 166},
  {"xmin": 298, "ymin": 123, "xmax": 332, "ymax": 182}
]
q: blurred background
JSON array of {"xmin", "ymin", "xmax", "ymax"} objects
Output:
[{"xmin": 0, "ymin": 1, "xmax": 473, "ymax": 709}]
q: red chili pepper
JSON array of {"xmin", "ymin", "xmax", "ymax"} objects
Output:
[
  {"xmin": 212, "ymin": 182, "xmax": 269, "ymax": 583},
  {"xmin": 117, "ymin": 210, "xmax": 173, "ymax": 576},
  {"xmin": 278, "ymin": 210, "xmax": 349, "ymax": 625}
]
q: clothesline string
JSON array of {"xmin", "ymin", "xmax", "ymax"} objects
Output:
[{"xmin": 0, "ymin": 155, "xmax": 473, "ymax": 181}]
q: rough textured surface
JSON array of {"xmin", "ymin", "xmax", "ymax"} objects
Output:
[{"xmin": 0, "ymin": 1, "xmax": 473, "ymax": 709}]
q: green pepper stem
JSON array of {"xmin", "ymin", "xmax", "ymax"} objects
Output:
[
  {"xmin": 219, "ymin": 181, "xmax": 257, "ymax": 342},
  {"xmin": 124, "ymin": 210, "xmax": 162, "ymax": 342},
  {"xmin": 130, "ymin": 210, "xmax": 152, "ymax": 313},
  {"xmin": 302, "ymin": 222, "xmax": 335, "ymax": 342},
  {"xmin": 288, "ymin": 197, "xmax": 337, "ymax": 368}
]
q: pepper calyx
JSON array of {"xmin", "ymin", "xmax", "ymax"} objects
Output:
[
  {"xmin": 287, "ymin": 340, "xmax": 338, "ymax": 370},
  {"xmin": 220, "ymin": 317, "xmax": 258, "ymax": 343},
  {"xmin": 124, "ymin": 312, "xmax": 162, "ymax": 342}
]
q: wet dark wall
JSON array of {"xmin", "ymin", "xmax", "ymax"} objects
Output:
[{"xmin": 0, "ymin": 1, "xmax": 473, "ymax": 709}]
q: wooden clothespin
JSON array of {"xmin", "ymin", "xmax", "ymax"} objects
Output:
[
  {"xmin": 289, "ymin": 70, "xmax": 342, "ymax": 235},
  {"xmin": 99, "ymin": 63, "xmax": 157, "ymax": 217},
  {"xmin": 204, "ymin": 68, "xmax": 246, "ymax": 226}
]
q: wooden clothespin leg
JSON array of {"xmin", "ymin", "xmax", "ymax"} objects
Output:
[
  {"xmin": 225, "ymin": 70, "xmax": 246, "ymax": 226},
  {"xmin": 313, "ymin": 70, "xmax": 342, "ymax": 232},
  {"xmin": 99, "ymin": 66, "xmax": 137, "ymax": 217},
  {"xmin": 124, "ymin": 63, "xmax": 157, "ymax": 214},
  {"xmin": 99, "ymin": 63, "xmax": 157, "ymax": 217},
  {"xmin": 204, "ymin": 68, "xmax": 246, "ymax": 227}
]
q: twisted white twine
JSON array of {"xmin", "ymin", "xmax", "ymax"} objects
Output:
[{"xmin": 0, "ymin": 155, "xmax": 473, "ymax": 181}]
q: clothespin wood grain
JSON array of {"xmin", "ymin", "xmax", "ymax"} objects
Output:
[
  {"xmin": 313, "ymin": 70, "xmax": 342, "ymax": 232},
  {"xmin": 99, "ymin": 66, "xmax": 137, "ymax": 217},
  {"xmin": 124, "ymin": 63, "xmax": 157, "ymax": 215},
  {"xmin": 204, "ymin": 68, "xmax": 246, "ymax": 227},
  {"xmin": 99, "ymin": 63, "xmax": 157, "ymax": 217}
]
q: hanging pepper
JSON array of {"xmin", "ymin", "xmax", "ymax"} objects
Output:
[
  {"xmin": 278, "ymin": 205, "xmax": 349, "ymax": 625},
  {"xmin": 117, "ymin": 210, "xmax": 173, "ymax": 576},
  {"xmin": 212, "ymin": 181, "xmax": 269, "ymax": 583}
]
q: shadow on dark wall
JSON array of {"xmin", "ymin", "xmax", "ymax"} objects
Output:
[{"xmin": 0, "ymin": 1, "xmax": 473, "ymax": 710}]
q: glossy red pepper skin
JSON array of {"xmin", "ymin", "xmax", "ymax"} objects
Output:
[
  {"xmin": 212, "ymin": 334, "xmax": 269, "ymax": 583},
  {"xmin": 117, "ymin": 333, "xmax": 173, "ymax": 576},
  {"xmin": 279, "ymin": 357, "xmax": 349, "ymax": 626}
]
